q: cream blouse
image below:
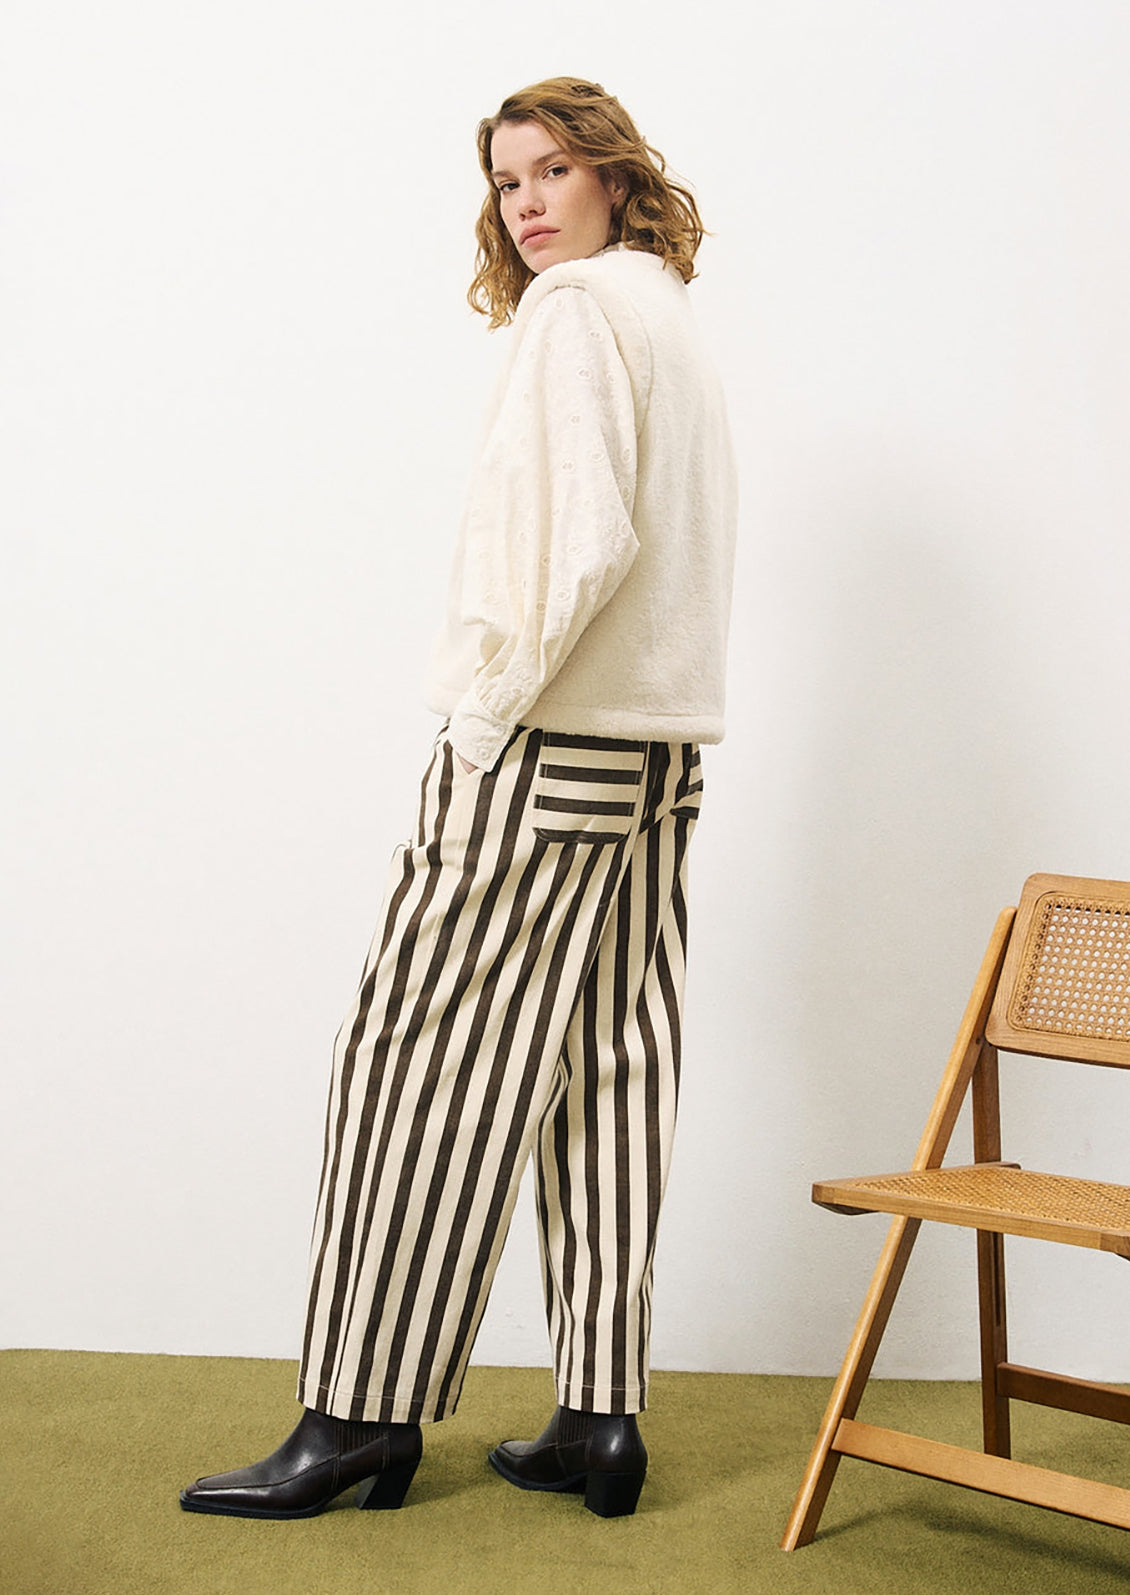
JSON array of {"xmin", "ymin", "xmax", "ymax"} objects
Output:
[{"xmin": 425, "ymin": 245, "xmax": 737, "ymax": 769}]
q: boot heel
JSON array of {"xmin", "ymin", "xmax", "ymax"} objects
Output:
[
  {"xmin": 584, "ymin": 1469, "xmax": 645, "ymax": 1519},
  {"xmin": 356, "ymin": 1456, "xmax": 419, "ymax": 1511}
]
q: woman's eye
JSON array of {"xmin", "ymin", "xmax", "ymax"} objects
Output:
[
  {"xmin": 498, "ymin": 181, "xmax": 518, "ymax": 194},
  {"xmin": 547, "ymin": 165, "xmax": 568, "ymax": 178}
]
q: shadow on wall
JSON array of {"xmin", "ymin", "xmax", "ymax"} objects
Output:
[{"xmin": 775, "ymin": 491, "xmax": 1035, "ymax": 1368}]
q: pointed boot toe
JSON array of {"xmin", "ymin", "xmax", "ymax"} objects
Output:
[{"xmin": 180, "ymin": 1408, "xmax": 422, "ymax": 1519}]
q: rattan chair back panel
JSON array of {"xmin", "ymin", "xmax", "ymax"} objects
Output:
[{"xmin": 986, "ymin": 874, "xmax": 1130, "ymax": 1067}]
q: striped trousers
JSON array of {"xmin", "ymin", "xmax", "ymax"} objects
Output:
[{"xmin": 298, "ymin": 725, "xmax": 701, "ymax": 1424}]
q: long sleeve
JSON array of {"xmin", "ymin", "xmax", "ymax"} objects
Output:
[{"xmin": 446, "ymin": 285, "xmax": 641, "ymax": 768}]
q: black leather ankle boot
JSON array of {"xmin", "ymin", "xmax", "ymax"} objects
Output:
[
  {"xmin": 488, "ymin": 1406, "xmax": 647, "ymax": 1518},
  {"xmin": 179, "ymin": 1407, "xmax": 422, "ymax": 1518}
]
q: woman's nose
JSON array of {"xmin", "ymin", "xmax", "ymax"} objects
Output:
[{"xmin": 518, "ymin": 187, "xmax": 544, "ymax": 218}]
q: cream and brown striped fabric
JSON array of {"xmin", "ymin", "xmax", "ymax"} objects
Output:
[{"xmin": 298, "ymin": 725, "xmax": 701, "ymax": 1424}]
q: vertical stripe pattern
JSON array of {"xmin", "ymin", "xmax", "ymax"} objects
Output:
[{"xmin": 298, "ymin": 727, "xmax": 701, "ymax": 1423}]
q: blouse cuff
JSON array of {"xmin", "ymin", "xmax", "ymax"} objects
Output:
[{"xmin": 447, "ymin": 697, "xmax": 515, "ymax": 771}]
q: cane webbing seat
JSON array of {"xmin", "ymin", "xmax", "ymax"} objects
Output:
[
  {"xmin": 813, "ymin": 1165, "xmax": 1130, "ymax": 1256},
  {"xmin": 783, "ymin": 873, "xmax": 1130, "ymax": 1551}
]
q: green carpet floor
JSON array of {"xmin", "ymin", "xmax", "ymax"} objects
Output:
[{"xmin": 5, "ymin": 1349, "xmax": 1130, "ymax": 1594}]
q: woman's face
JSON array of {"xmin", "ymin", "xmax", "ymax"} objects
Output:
[{"xmin": 490, "ymin": 119, "xmax": 622, "ymax": 275}]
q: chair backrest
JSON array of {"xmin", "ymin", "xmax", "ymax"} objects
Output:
[{"xmin": 986, "ymin": 873, "xmax": 1130, "ymax": 1068}]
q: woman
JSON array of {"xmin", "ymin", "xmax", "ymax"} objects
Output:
[{"xmin": 181, "ymin": 76, "xmax": 736, "ymax": 1521}]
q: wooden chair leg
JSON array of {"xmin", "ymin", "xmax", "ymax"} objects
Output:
[
  {"xmin": 781, "ymin": 1214, "xmax": 921, "ymax": 1549},
  {"xmin": 977, "ymin": 1230, "xmax": 1011, "ymax": 1456},
  {"xmin": 972, "ymin": 1042, "xmax": 1010, "ymax": 1456},
  {"xmin": 782, "ymin": 910, "xmax": 1015, "ymax": 1551}
]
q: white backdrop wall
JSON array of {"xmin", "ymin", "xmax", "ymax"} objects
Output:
[{"xmin": 4, "ymin": 0, "xmax": 1130, "ymax": 1383}]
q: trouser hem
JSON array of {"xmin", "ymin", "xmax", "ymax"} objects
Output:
[
  {"xmin": 555, "ymin": 1381, "xmax": 648, "ymax": 1416},
  {"xmin": 298, "ymin": 1377, "xmax": 453, "ymax": 1426}
]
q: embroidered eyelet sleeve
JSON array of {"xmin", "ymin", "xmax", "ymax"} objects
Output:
[{"xmin": 446, "ymin": 286, "xmax": 641, "ymax": 769}]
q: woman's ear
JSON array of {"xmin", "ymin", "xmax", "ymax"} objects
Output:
[{"xmin": 604, "ymin": 169, "xmax": 627, "ymax": 209}]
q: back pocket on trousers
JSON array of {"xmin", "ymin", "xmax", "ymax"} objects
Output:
[{"xmin": 532, "ymin": 734, "xmax": 645, "ymax": 844}]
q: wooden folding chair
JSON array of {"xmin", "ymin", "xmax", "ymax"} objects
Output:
[{"xmin": 782, "ymin": 872, "xmax": 1130, "ymax": 1550}]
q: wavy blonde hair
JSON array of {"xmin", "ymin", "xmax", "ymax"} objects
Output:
[{"xmin": 468, "ymin": 77, "xmax": 704, "ymax": 329}]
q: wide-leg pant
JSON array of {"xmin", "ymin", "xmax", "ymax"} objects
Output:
[{"xmin": 298, "ymin": 725, "xmax": 701, "ymax": 1424}]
